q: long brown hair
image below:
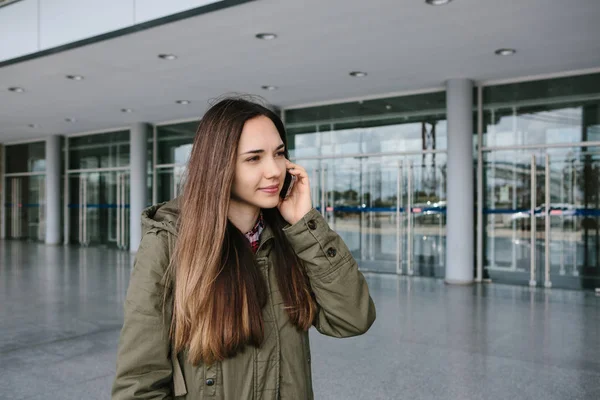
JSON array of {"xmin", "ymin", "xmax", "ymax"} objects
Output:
[{"xmin": 171, "ymin": 97, "xmax": 316, "ymax": 365}]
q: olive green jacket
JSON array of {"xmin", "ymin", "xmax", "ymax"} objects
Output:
[{"xmin": 112, "ymin": 199, "xmax": 376, "ymax": 399}]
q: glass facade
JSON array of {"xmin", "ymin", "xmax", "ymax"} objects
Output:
[
  {"xmin": 4, "ymin": 142, "xmax": 46, "ymax": 241},
  {"xmin": 156, "ymin": 121, "xmax": 196, "ymax": 165},
  {"xmin": 6, "ymin": 142, "xmax": 46, "ymax": 173},
  {"xmin": 154, "ymin": 121, "xmax": 197, "ymax": 203},
  {"xmin": 68, "ymin": 130, "xmax": 130, "ymax": 170},
  {"xmin": 285, "ymin": 92, "xmax": 448, "ymax": 275},
  {"xmin": 482, "ymin": 73, "xmax": 600, "ymax": 290},
  {"xmin": 286, "ymin": 91, "xmax": 447, "ymax": 157},
  {"xmin": 67, "ymin": 131, "xmax": 130, "ymax": 248},
  {"xmin": 2, "ymin": 73, "xmax": 599, "ymax": 291}
]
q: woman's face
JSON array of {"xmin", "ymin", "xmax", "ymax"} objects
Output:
[{"xmin": 231, "ymin": 115, "xmax": 287, "ymax": 210}]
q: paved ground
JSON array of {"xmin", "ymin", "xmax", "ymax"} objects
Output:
[{"xmin": 1, "ymin": 240, "xmax": 600, "ymax": 399}]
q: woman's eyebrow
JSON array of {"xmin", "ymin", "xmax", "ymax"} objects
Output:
[{"xmin": 240, "ymin": 144, "xmax": 285, "ymax": 155}]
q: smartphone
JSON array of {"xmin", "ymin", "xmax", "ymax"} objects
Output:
[{"xmin": 280, "ymin": 171, "xmax": 297, "ymax": 200}]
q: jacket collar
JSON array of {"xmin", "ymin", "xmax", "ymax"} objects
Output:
[
  {"xmin": 142, "ymin": 199, "xmax": 278, "ymax": 256},
  {"xmin": 256, "ymin": 221, "xmax": 275, "ymax": 256}
]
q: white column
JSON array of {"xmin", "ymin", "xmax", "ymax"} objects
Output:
[
  {"xmin": 0, "ymin": 144, "xmax": 5, "ymax": 240},
  {"xmin": 45, "ymin": 135, "xmax": 61, "ymax": 245},
  {"xmin": 445, "ymin": 79, "xmax": 474, "ymax": 284},
  {"xmin": 130, "ymin": 123, "xmax": 148, "ymax": 253}
]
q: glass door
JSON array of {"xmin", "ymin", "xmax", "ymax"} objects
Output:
[
  {"xmin": 115, "ymin": 172, "xmax": 129, "ymax": 250},
  {"xmin": 6, "ymin": 177, "xmax": 24, "ymax": 239},
  {"xmin": 69, "ymin": 170, "xmax": 129, "ymax": 248},
  {"xmin": 155, "ymin": 166, "xmax": 186, "ymax": 203},
  {"xmin": 361, "ymin": 160, "xmax": 399, "ymax": 273},
  {"xmin": 323, "ymin": 159, "xmax": 361, "ymax": 264},
  {"xmin": 400, "ymin": 155, "xmax": 446, "ymax": 277},
  {"xmin": 544, "ymin": 150, "xmax": 600, "ymax": 289},
  {"xmin": 483, "ymin": 147, "xmax": 600, "ymax": 290},
  {"xmin": 318, "ymin": 157, "xmax": 400, "ymax": 273},
  {"xmin": 298, "ymin": 153, "xmax": 447, "ymax": 275},
  {"xmin": 483, "ymin": 150, "xmax": 539, "ymax": 284},
  {"xmin": 300, "ymin": 158, "xmax": 366, "ymax": 268},
  {"xmin": 27, "ymin": 175, "xmax": 45, "ymax": 241},
  {"xmin": 5, "ymin": 175, "xmax": 45, "ymax": 241}
]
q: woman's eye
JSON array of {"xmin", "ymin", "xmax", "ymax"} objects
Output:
[
  {"xmin": 276, "ymin": 151, "xmax": 286, "ymax": 157},
  {"xmin": 247, "ymin": 156, "xmax": 259, "ymax": 162}
]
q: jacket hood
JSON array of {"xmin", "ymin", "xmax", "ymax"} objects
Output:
[{"xmin": 141, "ymin": 198, "xmax": 181, "ymax": 236}]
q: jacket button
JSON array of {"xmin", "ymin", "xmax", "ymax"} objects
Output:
[
  {"xmin": 326, "ymin": 247, "xmax": 337, "ymax": 257},
  {"xmin": 307, "ymin": 220, "xmax": 317, "ymax": 230},
  {"xmin": 206, "ymin": 378, "xmax": 215, "ymax": 386}
]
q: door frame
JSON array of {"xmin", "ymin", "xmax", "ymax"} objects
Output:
[
  {"xmin": 3, "ymin": 171, "xmax": 46, "ymax": 241},
  {"xmin": 294, "ymin": 150, "xmax": 447, "ymax": 276},
  {"xmin": 480, "ymin": 143, "xmax": 600, "ymax": 288},
  {"xmin": 65, "ymin": 166, "xmax": 129, "ymax": 247}
]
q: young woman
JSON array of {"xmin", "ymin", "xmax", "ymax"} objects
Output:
[{"xmin": 112, "ymin": 97, "xmax": 376, "ymax": 399}]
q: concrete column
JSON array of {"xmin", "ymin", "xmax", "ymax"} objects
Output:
[
  {"xmin": 445, "ymin": 79, "xmax": 474, "ymax": 284},
  {"xmin": 130, "ymin": 123, "xmax": 148, "ymax": 253},
  {"xmin": 45, "ymin": 135, "xmax": 62, "ymax": 245},
  {"xmin": 0, "ymin": 144, "xmax": 5, "ymax": 240}
]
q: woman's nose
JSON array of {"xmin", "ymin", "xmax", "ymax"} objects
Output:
[{"xmin": 264, "ymin": 157, "xmax": 283, "ymax": 179}]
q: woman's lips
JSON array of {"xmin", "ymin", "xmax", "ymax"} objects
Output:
[{"xmin": 259, "ymin": 185, "xmax": 279, "ymax": 194}]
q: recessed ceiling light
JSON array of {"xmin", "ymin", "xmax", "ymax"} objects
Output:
[
  {"xmin": 495, "ymin": 48, "xmax": 516, "ymax": 56},
  {"xmin": 158, "ymin": 54, "xmax": 177, "ymax": 60},
  {"xmin": 255, "ymin": 33, "xmax": 277, "ymax": 40},
  {"xmin": 176, "ymin": 100, "xmax": 191, "ymax": 105},
  {"xmin": 65, "ymin": 118, "xmax": 76, "ymax": 122},
  {"xmin": 425, "ymin": 0, "xmax": 452, "ymax": 5},
  {"xmin": 261, "ymin": 85, "xmax": 278, "ymax": 91},
  {"xmin": 121, "ymin": 108, "xmax": 133, "ymax": 113},
  {"xmin": 66, "ymin": 75, "xmax": 84, "ymax": 81},
  {"xmin": 349, "ymin": 71, "xmax": 368, "ymax": 77},
  {"xmin": 8, "ymin": 87, "xmax": 24, "ymax": 93},
  {"xmin": 386, "ymin": 105, "xmax": 392, "ymax": 110}
]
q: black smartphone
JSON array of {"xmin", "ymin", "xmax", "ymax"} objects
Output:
[{"xmin": 280, "ymin": 171, "xmax": 297, "ymax": 200}]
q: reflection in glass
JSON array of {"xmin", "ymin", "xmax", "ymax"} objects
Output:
[
  {"xmin": 5, "ymin": 175, "xmax": 45, "ymax": 241},
  {"xmin": 68, "ymin": 172, "xmax": 129, "ymax": 248},
  {"xmin": 286, "ymin": 91, "xmax": 447, "ymax": 158},
  {"xmin": 156, "ymin": 122, "xmax": 197, "ymax": 165},
  {"xmin": 287, "ymin": 91, "xmax": 448, "ymax": 275},
  {"xmin": 156, "ymin": 166, "xmax": 186, "ymax": 203},
  {"xmin": 483, "ymin": 73, "xmax": 600, "ymax": 148},
  {"xmin": 69, "ymin": 131, "xmax": 130, "ymax": 170},
  {"xmin": 6, "ymin": 142, "xmax": 46, "ymax": 173},
  {"xmin": 482, "ymin": 74, "xmax": 600, "ymax": 289},
  {"xmin": 297, "ymin": 154, "xmax": 446, "ymax": 275}
]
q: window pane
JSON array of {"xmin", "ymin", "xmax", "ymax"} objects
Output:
[
  {"xmin": 6, "ymin": 142, "xmax": 45, "ymax": 173},
  {"xmin": 483, "ymin": 73, "xmax": 600, "ymax": 147},
  {"xmin": 285, "ymin": 92, "xmax": 447, "ymax": 158},
  {"xmin": 68, "ymin": 131, "xmax": 130, "ymax": 170},
  {"xmin": 156, "ymin": 121, "xmax": 197, "ymax": 165}
]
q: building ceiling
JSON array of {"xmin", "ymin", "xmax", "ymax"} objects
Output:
[{"xmin": 1, "ymin": 0, "xmax": 600, "ymax": 141}]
